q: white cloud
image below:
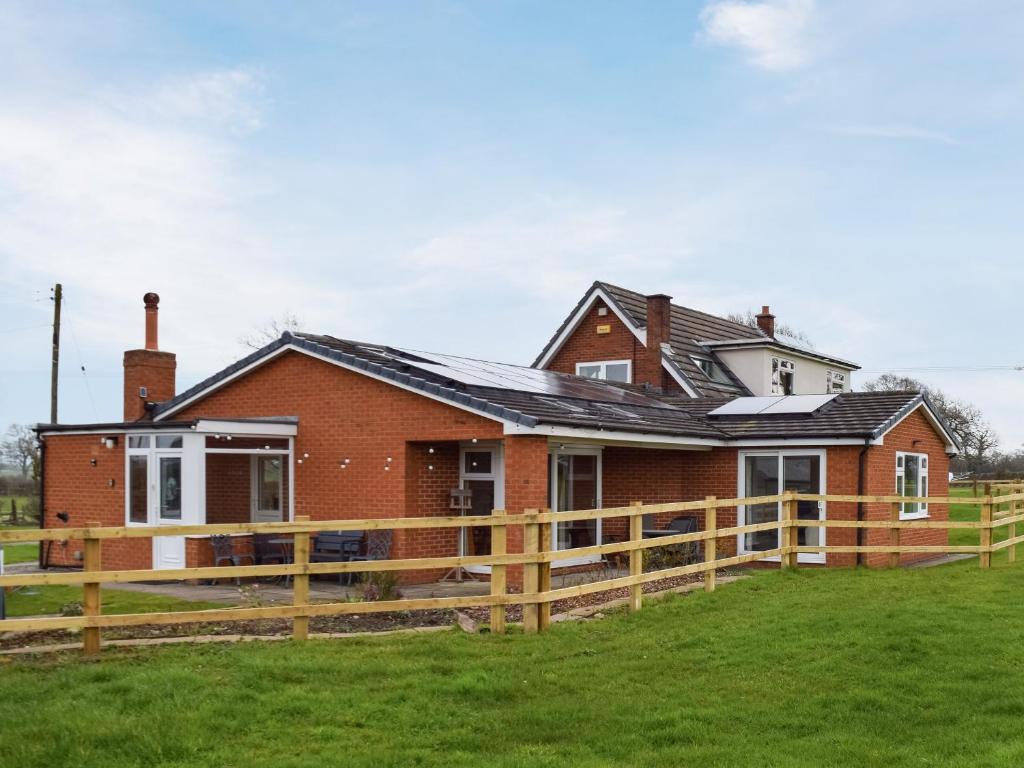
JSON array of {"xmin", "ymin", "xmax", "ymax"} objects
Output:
[
  {"xmin": 700, "ymin": 0, "xmax": 815, "ymax": 72},
  {"xmin": 830, "ymin": 124, "xmax": 957, "ymax": 145},
  {"xmin": 150, "ymin": 67, "xmax": 267, "ymax": 133},
  {"xmin": 0, "ymin": 76, "xmax": 351, "ymax": 386}
]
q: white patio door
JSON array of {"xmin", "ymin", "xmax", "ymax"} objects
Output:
[
  {"xmin": 738, "ymin": 451, "xmax": 825, "ymax": 564},
  {"xmin": 549, "ymin": 448, "xmax": 602, "ymax": 566},
  {"xmin": 152, "ymin": 453, "xmax": 186, "ymax": 570}
]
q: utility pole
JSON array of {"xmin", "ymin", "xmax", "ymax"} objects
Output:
[{"xmin": 50, "ymin": 283, "xmax": 62, "ymax": 424}]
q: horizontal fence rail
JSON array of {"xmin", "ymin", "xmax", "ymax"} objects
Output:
[{"xmin": 2, "ymin": 490, "xmax": 1022, "ymax": 654}]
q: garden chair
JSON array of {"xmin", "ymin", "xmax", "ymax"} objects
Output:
[
  {"xmin": 210, "ymin": 534, "xmax": 255, "ymax": 585},
  {"xmin": 667, "ymin": 516, "xmax": 702, "ymax": 564},
  {"xmin": 346, "ymin": 529, "xmax": 393, "ymax": 586}
]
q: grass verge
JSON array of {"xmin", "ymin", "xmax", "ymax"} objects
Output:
[{"xmin": 4, "ymin": 564, "xmax": 1024, "ymax": 767}]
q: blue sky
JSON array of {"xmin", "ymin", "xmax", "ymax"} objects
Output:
[{"xmin": 1, "ymin": 1, "xmax": 1023, "ymax": 447}]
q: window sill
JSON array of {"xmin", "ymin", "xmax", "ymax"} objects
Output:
[{"xmin": 899, "ymin": 511, "xmax": 930, "ymax": 521}]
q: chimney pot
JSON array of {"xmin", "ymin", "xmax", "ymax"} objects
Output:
[
  {"xmin": 144, "ymin": 292, "xmax": 160, "ymax": 351},
  {"xmin": 756, "ymin": 305, "xmax": 776, "ymax": 338}
]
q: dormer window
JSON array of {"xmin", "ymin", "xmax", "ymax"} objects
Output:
[
  {"xmin": 576, "ymin": 360, "xmax": 631, "ymax": 383},
  {"xmin": 826, "ymin": 370, "xmax": 846, "ymax": 394},
  {"xmin": 771, "ymin": 357, "xmax": 795, "ymax": 395},
  {"xmin": 691, "ymin": 356, "xmax": 732, "ymax": 385}
]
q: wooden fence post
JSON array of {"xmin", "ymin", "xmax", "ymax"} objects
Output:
[
  {"xmin": 489, "ymin": 509, "xmax": 507, "ymax": 634},
  {"xmin": 292, "ymin": 515, "xmax": 310, "ymax": 641},
  {"xmin": 1009, "ymin": 497, "xmax": 1018, "ymax": 565},
  {"xmin": 889, "ymin": 502, "xmax": 901, "ymax": 569},
  {"xmin": 82, "ymin": 522, "xmax": 102, "ymax": 656},
  {"xmin": 704, "ymin": 497, "xmax": 717, "ymax": 593},
  {"xmin": 522, "ymin": 510, "xmax": 540, "ymax": 634},
  {"xmin": 538, "ymin": 515, "xmax": 552, "ymax": 632},
  {"xmin": 781, "ymin": 492, "xmax": 796, "ymax": 569},
  {"xmin": 629, "ymin": 501, "xmax": 643, "ymax": 611},
  {"xmin": 980, "ymin": 498, "xmax": 993, "ymax": 569}
]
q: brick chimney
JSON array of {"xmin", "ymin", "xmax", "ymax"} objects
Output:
[
  {"xmin": 756, "ymin": 305, "xmax": 776, "ymax": 338},
  {"xmin": 123, "ymin": 292, "xmax": 176, "ymax": 421},
  {"xmin": 640, "ymin": 294, "xmax": 672, "ymax": 389}
]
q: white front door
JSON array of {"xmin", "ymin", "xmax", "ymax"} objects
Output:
[
  {"xmin": 153, "ymin": 453, "xmax": 186, "ymax": 570},
  {"xmin": 738, "ymin": 450, "xmax": 826, "ymax": 564},
  {"xmin": 549, "ymin": 448, "xmax": 603, "ymax": 566}
]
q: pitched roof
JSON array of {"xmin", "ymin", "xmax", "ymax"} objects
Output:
[
  {"xmin": 533, "ymin": 281, "xmax": 859, "ymax": 398},
  {"xmin": 600, "ymin": 281, "xmax": 759, "ymax": 398},
  {"xmin": 151, "ymin": 333, "xmax": 957, "ymax": 452}
]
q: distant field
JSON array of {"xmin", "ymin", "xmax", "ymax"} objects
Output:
[{"xmin": 0, "ymin": 495, "xmax": 35, "ymax": 526}]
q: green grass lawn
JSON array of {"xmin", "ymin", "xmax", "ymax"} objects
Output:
[
  {"xmin": 3, "ymin": 585, "xmax": 221, "ymax": 618},
  {"xmin": 0, "ymin": 540, "xmax": 38, "ymax": 565},
  {"xmin": 4, "ymin": 564, "xmax": 1024, "ymax": 767},
  {"xmin": 948, "ymin": 485, "xmax": 1022, "ymax": 561}
]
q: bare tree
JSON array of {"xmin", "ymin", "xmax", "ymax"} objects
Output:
[
  {"xmin": 2, "ymin": 424, "xmax": 40, "ymax": 480},
  {"xmin": 862, "ymin": 374, "xmax": 998, "ymax": 472},
  {"xmin": 239, "ymin": 312, "xmax": 305, "ymax": 351},
  {"xmin": 726, "ymin": 310, "xmax": 813, "ymax": 346}
]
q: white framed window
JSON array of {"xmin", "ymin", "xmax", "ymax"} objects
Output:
[
  {"xmin": 896, "ymin": 452, "xmax": 929, "ymax": 519},
  {"xmin": 826, "ymin": 370, "xmax": 846, "ymax": 394},
  {"xmin": 251, "ymin": 454, "xmax": 284, "ymax": 523},
  {"xmin": 771, "ymin": 357, "xmax": 795, "ymax": 395},
  {"xmin": 691, "ymin": 355, "xmax": 732, "ymax": 384},
  {"xmin": 576, "ymin": 360, "xmax": 631, "ymax": 383}
]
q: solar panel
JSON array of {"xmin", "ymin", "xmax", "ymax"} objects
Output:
[
  {"xmin": 707, "ymin": 394, "xmax": 838, "ymax": 417},
  {"xmin": 707, "ymin": 397, "xmax": 784, "ymax": 416},
  {"xmin": 759, "ymin": 394, "xmax": 838, "ymax": 414},
  {"xmin": 391, "ymin": 348, "xmax": 671, "ymax": 408}
]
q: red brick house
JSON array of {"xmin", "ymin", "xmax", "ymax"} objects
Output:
[{"xmin": 36, "ymin": 287, "xmax": 959, "ymax": 580}]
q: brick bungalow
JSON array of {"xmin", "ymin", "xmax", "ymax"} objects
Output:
[{"xmin": 36, "ymin": 288, "xmax": 959, "ymax": 581}]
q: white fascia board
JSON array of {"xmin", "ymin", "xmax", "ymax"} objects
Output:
[
  {"xmin": 157, "ymin": 343, "xmax": 520, "ymax": 430},
  {"xmin": 534, "ymin": 286, "xmax": 646, "ymax": 369},
  {"xmin": 874, "ymin": 402, "xmax": 960, "ymax": 455},
  {"xmin": 661, "ymin": 352, "xmax": 701, "ymax": 398},
  {"xmin": 699, "ymin": 339, "xmax": 859, "ymax": 370},
  {"xmin": 38, "ymin": 427, "xmax": 135, "ymax": 437},
  {"xmin": 503, "ymin": 420, "xmax": 723, "ymax": 449},
  {"xmin": 193, "ymin": 419, "xmax": 298, "ymax": 437},
  {"xmin": 728, "ymin": 438, "xmax": 879, "ymax": 448}
]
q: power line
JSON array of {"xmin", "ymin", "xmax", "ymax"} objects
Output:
[
  {"xmin": 861, "ymin": 366, "xmax": 1024, "ymax": 373},
  {"xmin": 61, "ymin": 295, "xmax": 100, "ymax": 421},
  {"xmin": 0, "ymin": 323, "xmax": 51, "ymax": 335}
]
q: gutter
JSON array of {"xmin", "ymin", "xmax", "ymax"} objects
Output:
[
  {"xmin": 856, "ymin": 436, "xmax": 871, "ymax": 566},
  {"xmin": 38, "ymin": 435, "xmax": 47, "ymax": 569}
]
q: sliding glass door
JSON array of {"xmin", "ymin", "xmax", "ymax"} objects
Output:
[{"xmin": 739, "ymin": 451, "xmax": 825, "ymax": 564}]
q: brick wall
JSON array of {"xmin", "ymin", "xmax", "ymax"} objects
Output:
[
  {"xmin": 863, "ymin": 407, "xmax": 950, "ymax": 566},
  {"xmin": 206, "ymin": 453, "xmax": 251, "ymax": 524},
  {"xmin": 40, "ymin": 433, "xmax": 150, "ymax": 571},
  {"xmin": 173, "ymin": 351, "xmax": 509, "ymax": 582}
]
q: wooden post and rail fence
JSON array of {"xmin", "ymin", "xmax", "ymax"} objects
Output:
[{"xmin": 2, "ymin": 489, "xmax": 1023, "ymax": 656}]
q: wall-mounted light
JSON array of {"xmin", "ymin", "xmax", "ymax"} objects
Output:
[
  {"xmin": 102, "ymin": 436, "xmax": 118, "ymax": 449},
  {"xmin": 90, "ymin": 458, "xmax": 97, "ymax": 467},
  {"xmin": 428, "ymin": 447, "xmax": 435, "ymax": 454}
]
